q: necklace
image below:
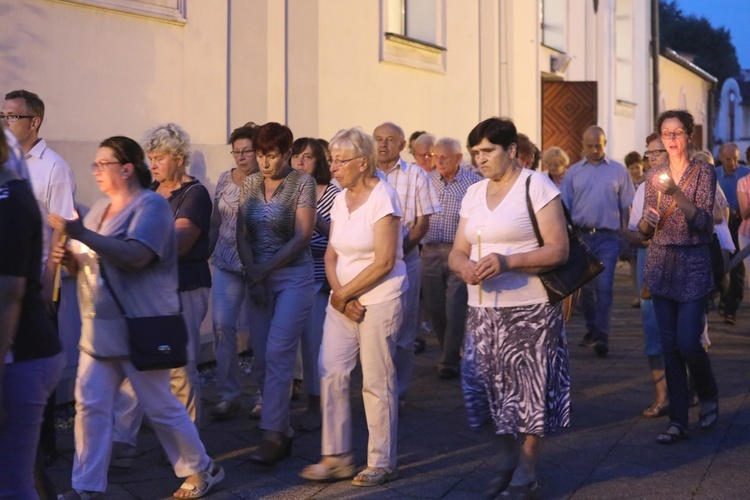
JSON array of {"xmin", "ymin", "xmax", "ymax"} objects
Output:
[{"xmin": 487, "ymin": 166, "xmax": 518, "ymax": 196}]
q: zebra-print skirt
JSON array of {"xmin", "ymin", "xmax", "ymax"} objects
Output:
[{"xmin": 462, "ymin": 302, "xmax": 570, "ymax": 436}]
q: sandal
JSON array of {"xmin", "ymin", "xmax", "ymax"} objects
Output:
[
  {"xmin": 173, "ymin": 462, "xmax": 225, "ymax": 499},
  {"xmin": 656, "ymin": 424, "xmax": 688, "ymax": 445},
  {"xmin": 699, "ymin": 399, "xmax": 719, "ymax": 429},
  {"xmin": 351, "ymin": 467, "xmax": 398, "ymax": 487},
  {"xmin": 299, "ymin": 454, "xmax": 355, "ymax": 481},
  {"xmin": 642, "ymin": 400, "xmax": 669, "ymax": 419}
]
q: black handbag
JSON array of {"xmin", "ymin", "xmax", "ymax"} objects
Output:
[
  {"xmin": 525, "ymin": 176, "xmax": 605, "ymax": 305},
  {"xmin": 99, "ymin": 262, "xmax": 188, "ymax": 371}
]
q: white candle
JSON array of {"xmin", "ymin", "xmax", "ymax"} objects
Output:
[{"xmin": 477, "ymin": 230, "xmax": 482, "ymax": 305}]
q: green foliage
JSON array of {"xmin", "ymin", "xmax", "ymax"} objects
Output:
[{"xmin": 659, "ymin": 0, "xmax": 740, "ymax": 86}]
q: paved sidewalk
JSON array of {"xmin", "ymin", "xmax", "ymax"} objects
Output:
[{"xmin": 48, "ymin": 264, "xmax": 750, "ymax": 498}]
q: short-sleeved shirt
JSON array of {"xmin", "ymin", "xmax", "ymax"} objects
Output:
[
  {"xmin": 240, "ymin": 169, "xmax": 316, "ymax": 268},
  {"xmin": 4, "ymin": 129, "xmax": 29, "ymax": 180},
  {"xmin": 738, "ymin": 175, "xmax": 750, "ymax": 238},
  {"xmin": 560, "ymin": 156, "xmax": 634, "ymax": 230},
  {"xmin": 25, "ymin": 138, "xmax": 77, "ymax": 269},
  {"xmin": 380, "ymin": 157, "xmax": 441, "ymax": 253},
  {"xmin": 460, "ymin": 169, "xmax": 560, "ymax": 308},
  {"xmin": 310, "ymin": 183, "xmax": 340, "ymax": 282},
  {"xmin": 716, "ymin": 164, "xmax": 750, "ymax": 213},
  {"xmin": 329, "ymin": 180, "xmax": 407, "ymax": 305},
  {"xmin": 0, "ymin": 178, "xmax": 60, "ymax": 363},
  {"xmin": 211, "ymin": 169, "xmax": 244, "ymax": 274},
  {"xmin": 424, "ymin": 166, "xmax": 481, "ymax": 244},
  {"xmin": 73, "ymin": 190, "xmax": 180, "ymax": 359},
  {"xmin": 153, "ymin": 177, "xmax": 212, "ymax": 291}
]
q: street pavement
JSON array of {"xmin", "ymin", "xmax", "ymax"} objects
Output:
[{"xmin": 47, "ymin": 263, "xmax": 750, "ymax": 499}]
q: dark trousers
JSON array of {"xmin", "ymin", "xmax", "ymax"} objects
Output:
[
  {"xmin": 653, "ymin": 295, "xmax": 718, "ymax": 429},
  {"xmin": 722, "ymin": 215, "xmax": 744, "ymax": 315}
]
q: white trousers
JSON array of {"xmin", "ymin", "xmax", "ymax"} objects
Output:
[
  {"xmin": 394, "ymin": 250, "xmax": 420, "ymax": 400},
  {"xmin": 320, "ymin": 296, "xmax": 403, "ymax": 469},
  {"xmin": 72, "ymin": 352, "xmax": 210, "ymax": 493}
]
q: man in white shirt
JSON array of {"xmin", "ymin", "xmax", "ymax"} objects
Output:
[
  {"xmin": 2, "ymin": 89, "xmax": 76, "ymax": 465},
  {"xmin": 373, "ymin": 122, "xmax": 441, "ymax": 408}
]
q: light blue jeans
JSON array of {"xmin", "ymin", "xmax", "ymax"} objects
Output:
[
  {"xmin": 580, "ymin": 232, "xmax": 620, "ymax": 343},
  {"xmin": 0, "ymin": 352, "xmax": 64, "ymax": 498},
  {"xmin": 212, "ymin": 267, "xmax": 250, "ymax": 402},
  {"xmin": 636, "ymin": 248, "xmax": 662, "ymax": 356},
  {"xmin": 300, "ymin": 280, "xmax": 329, "ymax": 396},
  {"xmin": 248, "ymin": 265, "xmax": 314, "ymax": 433}
]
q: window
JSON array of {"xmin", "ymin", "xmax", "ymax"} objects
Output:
[
  {"xmin": 542, "ymin": 0, "xmax": 566, "ymax": 52},
  {"xmin": 615, "ymin": 0, "xmax": 634, "ymax": 103},
  {"xmin": 385, "ymin": 0, "xmax": 439, "ymax": 45},
  {"xmin": 381, "ymin": 0, "xmax": 446, "ymax": 73},
  {"xmin": 52, "ymin": 0, "xmax": 186, "ymax": 24}
]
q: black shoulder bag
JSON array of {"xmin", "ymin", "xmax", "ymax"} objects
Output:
[
  {"xmin": 99, "ymin": 260, "xmax": 188, "ymax": 371},
  {"xmin": 525, "ymin": 176, "xmax": 605, "ymax": 306}
]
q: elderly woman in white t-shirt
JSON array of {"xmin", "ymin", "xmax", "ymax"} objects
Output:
[
  {"xmin": 299, "ymin": 127, "xmax": 406, "ymax": 487},
  {"xmin": 449, "ymin": 118, "xmax": 570, "ymax": 499}
]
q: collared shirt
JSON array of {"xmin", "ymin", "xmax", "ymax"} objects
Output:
[
  {"xmin": 380, "ymin": 157, "xmax": 441, "ymax": 245},
  {"xmin": 560, "ymin": 155, "xmax": 634, "ymax": 231},
  {"xmin": 24, "ymin": 138, "xmax": 77, "ymax": 267},
  {"xmin": 4, "ymin": 129, "xmax": 29, "ymax": 180},
  {"xmin": 715, "ymin": 164, "xmax": 750, "ymax": 212},
  {"xmin": 423, "ymin": 166, "xmax": 481, "ymax": 244}
]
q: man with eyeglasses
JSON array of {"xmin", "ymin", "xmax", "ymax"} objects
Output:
[
  {"xmin": 2, "ymin": 89, "xmax": 76, "ymax": 465},
  {"xmin": 373, "ymin": 122, "xmax": 441, "ymax": 410},
  {"xmin": 715, "ymin": 142, "xmax": 748, "ymax": 325},
  {"xmin": 412, "ymin": 133, "xmax": 436, "ymax": 173},
  {"xmin": 560, "ymin": 125, "xmax": 634, "ymax": 357}
]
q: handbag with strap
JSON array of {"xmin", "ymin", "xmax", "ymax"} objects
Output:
[
  {"xmin": 525, "ymin": 176, "xmax": 605, "ymax": 307},
  {"xmin": 99, "ymin": 262, "xmax": 188, "ymax": 371}
]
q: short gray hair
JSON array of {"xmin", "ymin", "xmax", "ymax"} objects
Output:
[
  {"xmin": 542, "ymin": 147, "xmax": 570, "ymax": 167},
  {"xmin": 413, "ymin": 133, "xmax": 436, "ymax": 149},
  {"xmin": 434, "ymin": 137, "xmax": 461, "ymax": 154},
  {"xmin": 142, "ymin": 122, "xmax": 192, "ymax": 169},
  {"xmin": 329, "ymin": 127, "xmax": 377, "ymax": 176}
]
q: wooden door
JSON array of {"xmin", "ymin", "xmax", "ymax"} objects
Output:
[{"xmin": 542, "ymin": 81, "xmax": 598, "ymax": 165}]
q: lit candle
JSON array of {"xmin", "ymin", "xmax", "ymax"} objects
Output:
[
  {"xmin": 654, "ymin": 173, "xmax": 669, "ymax": 237},
  {"xmin": 477, "ymin": 230, "xmax": 482, "ymax": 305}
]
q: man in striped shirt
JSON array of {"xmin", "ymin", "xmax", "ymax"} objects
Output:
[
  {"xmin": 421, "ymin": 137, "xmax": 481, "ymax": 380},
  {"xmin": 373, "ymin": 122, "xmax": 441, "ymax": 408}
]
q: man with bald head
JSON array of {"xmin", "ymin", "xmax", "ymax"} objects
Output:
[
  {"xmin": 420, "ymin": 137, "xmax": 480, "ymax": 379},
  {"xmin": 560, "ymin": 125, "xmax": 634, "ymax": 356},
  {"xmin": 716, "ymin": 142, "xmax": 748, "ymax": 325},
  {"xmin": 373, "ymin": 122, "xmax": 441, "ymax": 407}
]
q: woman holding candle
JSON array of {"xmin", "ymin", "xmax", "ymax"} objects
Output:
[
  {"xmin": 448, "ymin": 117, "xmax": 570, "ymax": 498},
  {"xmin": 637, "ymin": 110, "xmax": 719, "ymax": 444}
]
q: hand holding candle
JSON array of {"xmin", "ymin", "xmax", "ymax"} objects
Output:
[{"xmin": 52, "ymin": 234, "xmax": 68, "ymax": 303}]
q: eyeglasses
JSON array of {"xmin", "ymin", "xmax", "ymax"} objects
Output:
[
  {"xmin": 416, "ymin": 152, "xmax": 433, "ymax": 160},
  {"xmin": 231, "ymin": 149, "xmax": 255, "ymax": 158},
  {"xmin": 90, "ymin": 160, "xmax": 122, "ymax": 172},
  {"xmin": 328, "ymin": 156, "xmax": 362, "ymax": 168},
  {"xmin": 0, "ymin": 113, "xmax": 35, "ymax": 122},
  {"xmin": 661, "ymin": 129, "xmax": 686, "ymax": 140},
  {"xmin": 644, "ymin": 149, "xmax": 667, "ymax": 157},
  {"xmin": 292, "ymin": 153, "xmax": 315, "ymax": 162}
]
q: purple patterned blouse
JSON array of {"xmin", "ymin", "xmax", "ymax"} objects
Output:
[{"xmin": 638, "ymin": 159, "xmax": 715, "ymax": 301}]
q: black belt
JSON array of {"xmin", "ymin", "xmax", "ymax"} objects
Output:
[{"xmin": 575, "ymin": 226, "xmax": 616, "ymax": 234}]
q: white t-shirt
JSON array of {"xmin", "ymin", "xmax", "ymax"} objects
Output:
[
  {"xmin": 460, "ymin": 169, "xmax": 560, "ymax": 307},
  {"xmin": 329, "ymin": 180, "xmax": 408, "ymax": 306}
]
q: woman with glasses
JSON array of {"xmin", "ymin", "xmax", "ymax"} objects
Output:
[
  {"xmin": 637, "ymin": 110, "xmax": 719, "ymax": 444},
  {"xmin": 50, "ymin": 136, "xmax": 223, "ymax": 499},
  {"xmin": 300, "ymin": 127, "xmax": 406, "ymax": 487},
  {"xmin": 207, "ymin": 123, "xmax": 259, "ymax": 420},
  {"xmin": 237, "ymin": 122, "xmax": 316, "ymax": 465},
  {"xmin": 289, "ymin": 138, "xmax": 340, "ymax": 430},
  {"xmin": 628, "ymin": 133, "xmax": 670, "ymax": 420}
]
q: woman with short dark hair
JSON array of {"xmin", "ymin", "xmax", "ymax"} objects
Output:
[{"xmin": 237, "ymin": 122, "xmax": 316, "ymax": 465}]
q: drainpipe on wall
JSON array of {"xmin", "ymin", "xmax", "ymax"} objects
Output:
[{"xmin": 651, "ymin": 0, "xmax": 660, "ymax": 124}]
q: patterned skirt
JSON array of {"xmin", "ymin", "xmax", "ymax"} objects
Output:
[{"xmin": 462, "ymin": 302, "xmax": 570, "ymax": 436}]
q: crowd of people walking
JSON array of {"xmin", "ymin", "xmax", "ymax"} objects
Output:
[{"xmin": 2, "ymin": 87, "xmax": 747, "ymax": 499}]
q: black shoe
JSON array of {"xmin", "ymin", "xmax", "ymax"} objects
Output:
[
  {"xmin": 699, "ymin": 398, "xmax": 719, "ymax": 429},
  {"xmin": 724, "ymin": 314, "xmax": 736, "ymax": 325},
  {"xmin": 414, "ymin": 337, "xmax": 426, "ymax": 354},
  {"xmin": 656, "ymin": 424, "xmax": 688, "ymax": 444},
  {"xmin": 578, "ymin": 333, "xmax": 595, "ymax": 347},
  {"xmin": 594, "ymin": 340, "xmax": 609, "ymax": 357},
  {"xmin": 438, "ymin": 367, "xmax": 459, "ymax": 380}
]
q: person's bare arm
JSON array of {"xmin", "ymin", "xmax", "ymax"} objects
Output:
[
  {"xmin": 403, "ymin": 214, "xmax": 429, "ymax": 255},
  {"xmin": 207, "ymin": 199, "xmax": 221, "ymax": 256},
  {"xmin": 175, "ymin": 218, "xmax": 202, "ymax": 258},
  {"xmin": 449, "ymin": 217, "xmax": 480, "ymax": 285}
]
